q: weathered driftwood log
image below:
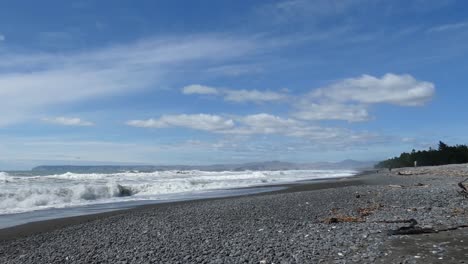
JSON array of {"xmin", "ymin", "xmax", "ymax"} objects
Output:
[
  {"xmin": 377, "ymin": 219, "xmax": 417, "ymax": 224},
  {"xmin": 398, "ymin": 171, "xmax": 413, "ymax": 175},
  {"xmin": 389, "ymin": 225, "xmax": 468, "ymax": 236}
]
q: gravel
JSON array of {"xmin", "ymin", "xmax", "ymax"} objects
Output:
[{"xmin": 1, "ymin": 166, "xmax": 468, "ymax": 263}]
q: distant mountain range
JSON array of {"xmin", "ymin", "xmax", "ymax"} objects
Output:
[{"xmin": 32, "ymin": 160, "xmax": 376, "ymax": 173}]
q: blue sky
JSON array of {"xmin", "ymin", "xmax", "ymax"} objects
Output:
[{"xmin": 1, "ymin": 0, "xmax": 468, "ymax": 169}]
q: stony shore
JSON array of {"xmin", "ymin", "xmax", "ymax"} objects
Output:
[{"xmin": 1, "ymin": 164, "xmax": 468, "ymax": 263}]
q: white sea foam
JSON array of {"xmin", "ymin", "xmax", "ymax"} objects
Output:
[
  {"xmin": 0, "ymin": 170, "xmax": 356, "ymax": 215},
  {"xmin": 0, "ymin": 172, "xmax": 8, "ymax": 182}
]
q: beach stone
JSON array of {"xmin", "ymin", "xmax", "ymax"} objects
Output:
[{"xmin": 2, "ymin": 166, "xmax": 468, "ymax": 263}]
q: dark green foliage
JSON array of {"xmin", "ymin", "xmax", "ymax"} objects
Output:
[{"xmin": 375, "ymin": 141, "xmax": 468, "ymax": 169}]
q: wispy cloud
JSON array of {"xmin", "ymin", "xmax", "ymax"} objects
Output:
[
  {"xmin": 427, "ymin": 21, "xmax": 468, "ymax": 33},
  {"xmin": 205, "ymin": 63, "xmax": 264, "ymax": 76},
  {"xmin": 0, "ymin": 133, "xmax": 391, "ymax": 169},
  {"xmin": 224, "ymin": 89, "xmax": 287, "ymax": 103},
  {"xmin": 229, "ymin": 113, "xmax": 300, "ymax": 135},
  {"xmin": 0, "ymin": 137, "xmax": 160, "ymax": 165},
  {"xmin": 127, "ymin": 114, "xmax": 235, "ymax": 131},
  {"xmin": 42, "ymin": 117, "xmax": 94, "ymax": 126},
  {"xmin": 0, "ymin": 35, "xmax": 258, "ymax": 126},
  {"xmin": 294, "ymin": 103, "xmax": 370, "ymax": 122},
  {"xmin": 254, "ymin": 0, "xmax": 460, "ymax": 45},
  {"xmin": 182, "ymin": 84, "xmax": 219, "ymax": 95},
  {"xmin": 296, "ymin": 0, "xmax": 457, "ymax": 17},
  {"xmin": 0, "ymin": 34, "xmax": 5, "ymax": 42},
  {"xmin": 126, "ymin": 112, "xmax": 378, "ymax": 148},
  {"xmin": 257, "ymin": 0, "xmax": 365, "ymax": 24},
  {"xmin": 182, "ymin": 84, "xmax": 288, "ymax": 103},
  {"xmin": 183, "ymin": 74, "xmax": 434, "ymax": 123},
  {"xmin": 225, "ymin": 114, "xmax": 379, "ymax": 145}
]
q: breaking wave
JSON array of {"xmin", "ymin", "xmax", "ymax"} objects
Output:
[{"xmin": 0, "ymin": 170, "xmax": 356, "ymax": 214}]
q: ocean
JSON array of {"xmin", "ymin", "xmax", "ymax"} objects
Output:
[{"xmin": 0, "ymin": 169, "xmax": 357, "ymax": 228}]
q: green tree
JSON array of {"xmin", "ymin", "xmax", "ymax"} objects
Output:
[{"xmin": 375, "ymin": 141, "xmax": 468, "ymax": 169}]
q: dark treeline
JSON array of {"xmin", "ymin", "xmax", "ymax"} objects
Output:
[{"xmin": 376, "ymin": 141, "xmax": 468, "ymax": 169}]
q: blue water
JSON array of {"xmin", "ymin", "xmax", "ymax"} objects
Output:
[{"xmin": 0, "ymin": 169, "xmax": 357, "ymax": 229}]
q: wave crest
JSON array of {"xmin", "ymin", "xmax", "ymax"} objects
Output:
[
  {"xmin": 0, "ymin": 182, "xmax": 136, "ymax": 214},
  {"xmin": 0, "ymin": 169, "xmax": 356, "ymax": 214}
]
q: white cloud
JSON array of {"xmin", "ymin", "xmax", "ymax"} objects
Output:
[
  {"xmin": 127, "ymin": 114, "xmax": 235, "ymax": 131},
  {"xmin": 261, "ymin": 0, "xmax": 455, "ymax": 23},
  {"xmin": 259, "ymin": 0, "xmax": 365, "ymax": 24},
  {"xmin": 205, "ymin": 63, "xmax": 264, "ymax": 76},
  {"xmin": 127, "ymin": 112, "xmax": 337, "ymax": 139},
  {"xmin": 42, "ymin": 117, "xmax": 94, "ymax": 126},
  {"xmin": 182, "ymin": 74, "xmax": 434, "ymax": 123},
  {"xmin": 0, "ymin": 34, "xmax": 5, "ymax": 41},
  {"xmin": 293, "ymin": 73, "xmax": 434, "ymax": 122},
  {"xmin": 312, "ymin": 73, "xmax": 435, "ymax": 106},
  {"xmin": 294, "ymin": 103, "xmax": 370, "ymax": 122},
  {"xmin": 231, "ymin": 113, "xmax": 299, "ymax": 135},
  {"xmin": 428, "ymin": 21, "xmax": 468, "ymax": 33},
  {"xmin": 126, "ymin": 112, "xmax": 385, "ymax": 152},
  {"xmin": 224, "ymin": 113, "xmax": 370, "ymax": 142},
  {"xmin": 224, "ymin": 89, "xmax": 287, "ymax": 102},
  {"xmin": 182, "ymin": 84, "xmax": 219, "ymax": 95},
  {"xmin": 182, "ymin": 84, "xmax": 287, "ymax": 103},
  {"xmin": 0, "ymin": 35, "xmax": 257, "ymax": 126}
]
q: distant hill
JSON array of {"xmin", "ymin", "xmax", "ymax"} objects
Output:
[
  {"xmin": 304, "ymin": 159, "xmax": 377, "ymax": 170},
  {"xmin": 32, "ymin": 160, "xmax": 376, "ymax": 173}
]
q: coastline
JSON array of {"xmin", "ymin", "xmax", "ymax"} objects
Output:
[
  {"xmin": 1, "ymin": 166, "xmax": 467, "ymax": 263},
  {"xmin": 0, "ymin": 170, "xmax": 371, "ymax": 241}
]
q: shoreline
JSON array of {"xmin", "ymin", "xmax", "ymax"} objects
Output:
[
  {"xmin": 2, "ymin": 166, "xmax": 467, "ymax": 263},
  {"xmin": 0, "ymin": 171, "xmax": 372, "ymax": 241}
]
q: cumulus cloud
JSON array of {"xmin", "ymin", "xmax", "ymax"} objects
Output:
[
  {"xmin": 312, "ymin": 73, "xmax": 435, "ymax": 106},
  {"xmin": 182, "ymin": 84, "xmax": 219, "ymax": 95},
  {"xmin": 182, "ymin": 84, "xmax": 287, "ymax": 103},
  {"xmin": 128, "ymin": 113, "xmax": 308, "ymax": 136},
  {"xmin": 128, "ymin": 113, "xmax": 307, "ymax": 135},
  {"xmin": 0, "ymin": 35, "xmax": 256, "ymax": 126},
  {"xmin": 126, "ymin": 112, "xmax": 382, "ymax": 149},
  {"xmin": 126, "ymin": 114, "xmax": 235, "ymax": 131},
  {"xmin": 42, "ymin": 117, "xmax": 94, "ymax": 126},
  {"xmin": 214, "ymin": 113, "xmax": 378, "ymax": 146},
  {"xmin": 294, "ymin": 73, "xmax": 435, "ymax": 122},
  {"xmin": 183, "ymin": 74, "xmax": 434, "ymax": 123}
]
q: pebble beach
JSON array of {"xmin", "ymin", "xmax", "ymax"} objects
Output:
[{"xmin": 1, "ymin": 164, "xmax": 468, "ymax": 263}]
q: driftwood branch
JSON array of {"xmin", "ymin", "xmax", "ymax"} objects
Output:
[
  {"xmin": 376, "ymin": 219, "xmax": 417, "ymax": 224},
  {"xmin": 387, "ymin": 219, "xmax": 433, "ymax": 235},
  {"xmin": 387, "ymin": 218, "xmax": 468, "ymax": 236},
  {"xmin": 458, "ymin": 178, "xmax": 468, "ymax": 198}
]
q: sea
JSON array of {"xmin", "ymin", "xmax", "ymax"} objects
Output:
[{"xmin": 0, "ymin": 169, "xmax": 357, "ymax": 228}]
